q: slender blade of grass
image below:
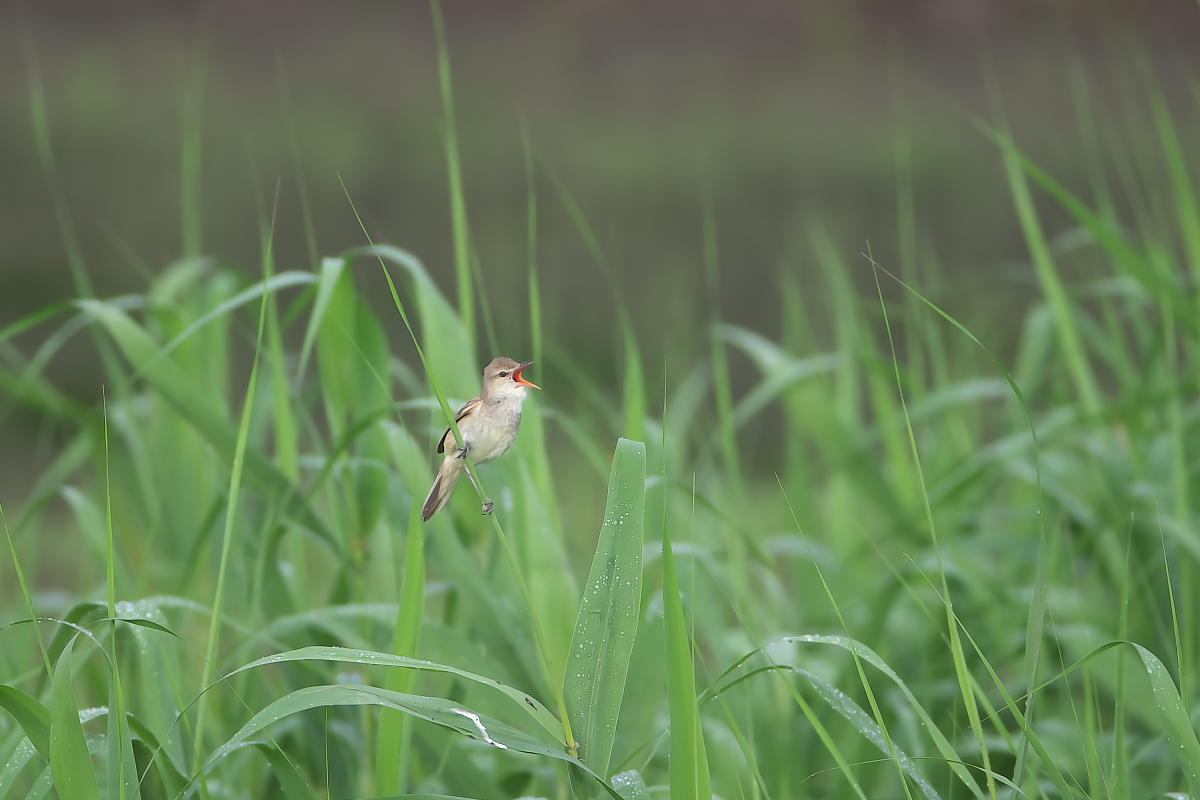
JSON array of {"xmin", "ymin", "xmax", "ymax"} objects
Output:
[
  {"xmin": 374, "ymin": 503, "xmax": 425, "ymax": 795},
  {"xmin": 662, "ymin": 501, "xmax": 711, "ymax": 798},
  {"xmin": 101, "ymin": 394, "xmax": 140, "ymax": 800},
  {"xmin": 870, "ymin": 257, "xmax": 997, "ymax": 798},
  {"xmin": 429, "ymin": 0, "xmax": 474, "ymax": 346},
  {"xmin": 191, "ymin": 218, "xmax": 274, "ymax": 773}
]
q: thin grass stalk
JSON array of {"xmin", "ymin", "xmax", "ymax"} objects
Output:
[
  {"xmin": 870, "ymin": 259, "xmax": 997, "ymax": 799},
  {"xmin": 275, "ymin": 53, "xmax": 321, "ymax": 271},
  {"xmin": 373, "ymin": 503, "xmax": 424, "ymax": 794},
  {"xmin": 0, "ymin": 503, "xmax": 51, "ymax": 677},
  {"xmin": 522, "ymin": 122, "xmax": 543, "ymax": 369},
  {"xmin": 191, "ymin": 203, "xmax": 276, "ymax": 775},
  {"xmin": 101, "ymin": 392, "xmax": 135, "ymax": 800},
  {"xmin": 429, "ymin": 0, "xmax": 475, "ymax": 346},
  {"xmin": 21, "ymin": 23, "xmax": 127, "ymax": 395},
  {"xmin": 180, "ymin": 25, "xmax": 207, "ymax": 259}
]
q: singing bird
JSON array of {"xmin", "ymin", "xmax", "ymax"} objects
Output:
[{"xmin": 421, "ymin": 357, "xmax": 540, "ymax": 521}]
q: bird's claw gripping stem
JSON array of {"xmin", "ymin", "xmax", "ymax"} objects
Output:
[{"xmin": 481, "ymin": 500, "xmax": 494, "ymax": 515}]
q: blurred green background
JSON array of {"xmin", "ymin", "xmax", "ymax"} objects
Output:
[{"xmin": 4, "ymin": 1, "xmax": 1198, "ymax": 411}]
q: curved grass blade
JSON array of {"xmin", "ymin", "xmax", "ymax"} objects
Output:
[
  {"xmin": 609, "ymin": 769, "xmax": 651, "ymax": 800},
  {"xmin": 191, "ymin": 685, "xmax": 620, "ymax": 799},
  {"xmin": 221, "ymin": 645, "xmax": 563, "ymax": 745},
  {"xmin": 564, "ymin": 438, "xmax": 647, "ymax": 777},
  {"xmin": 125, "ymin": 714, "xmax": 187, "ymax": 797},
  {"xmin": 0, "ymin": 686, "xmax": 50, "ymax": 760},
  {"xmin": 1131, "ymin": 644, "xmax": 1200, "ymax": 796},
  {"xmin": 0, "ymin": 737, "xmax": 43, "ymax": 796},
  {"xmin": 778, "ymin": 635, "xmax": 983, "ymax": 797},
  {"xmin": 790, "ymin": 667, "xmax": 941, "ymax": 800},
  {"xmin": 149, "ymin": 271, "xmax": 315, "ymax": 369}
]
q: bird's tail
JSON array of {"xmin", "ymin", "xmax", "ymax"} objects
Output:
[{"xmin": 422, "ymin": 457, "xmax": 463, "ymax": 522}]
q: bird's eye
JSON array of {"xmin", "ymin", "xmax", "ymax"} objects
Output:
[{"xmin": 498, "ymin": 371, "xmax": 508, "ymax": 377}]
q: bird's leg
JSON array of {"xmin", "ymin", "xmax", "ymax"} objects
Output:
[
  {"xmin": 457, "ymin": 445, "xmax": 494, "ymax": 514},
  {"xmin": 463, "ymin": 467, "xmax": 494, "ymax": 514}
]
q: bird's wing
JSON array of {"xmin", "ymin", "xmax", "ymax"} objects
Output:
[{"xmin": 436, "ymin": 396, "xmax": 482, "ymax": 454}]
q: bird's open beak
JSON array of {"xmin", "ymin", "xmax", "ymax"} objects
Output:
[{"xmin": 513, "ymin": 360, "xmax": 540, "ymax": 389}]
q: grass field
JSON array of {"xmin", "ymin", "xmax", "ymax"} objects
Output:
[{"xmin": 4, "ymin": 11, "xmax": 1200, "ymax": 800}]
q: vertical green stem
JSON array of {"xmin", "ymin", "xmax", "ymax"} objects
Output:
[{"xmin": 430, "ymin": 0, "xmax": 475, "ymax": 347}]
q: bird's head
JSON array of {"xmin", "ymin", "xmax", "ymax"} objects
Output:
[{"xmin": 483, "ymin": 357, "xmax": 539, "ymax": 400}]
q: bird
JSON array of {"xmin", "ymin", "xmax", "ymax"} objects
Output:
[{"xmin": 421, "ymin": 357, "xmax": 540, "ymax": 521}]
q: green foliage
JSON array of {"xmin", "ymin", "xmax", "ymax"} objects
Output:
[{"xmin": 4, "ymin": 21, "xmax": 1200, "ymax": 800}]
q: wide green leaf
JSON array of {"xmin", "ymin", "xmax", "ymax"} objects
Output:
[
  {"xmin": 48, "ymin": 637, "xmax": 100, "ymax": 800},
  {"xmin": 564, "ymin": 437, "xmax": 646, "ymax": 777},
  {"xmin": 1133, "ymin": 643, "xmax": 1200, "ymax": 797}
]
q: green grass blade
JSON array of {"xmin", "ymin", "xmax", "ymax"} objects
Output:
[
  {"xmin": 789, "ymin": 666, "xmax": 940, "ymax": 799},
  {"xmin": 179, "ymin": 28, "xmax": 206, "ymax": 258},
  {"xmin": 265, "ymin": 271, "xmax": 299, "ymax": 479},
  {"xmin": 564, "ymin": 437, "xmax": 647, "ymax": 777},
  {"xmin": 777, "ymin": 635, "xmax": 983, "ymax": 797},
  {"xmin": 870, "ymin": 260, "xmax": 997, "ymax": 798},
  {"xmin": 1133, "ymin": 646, "xmax": 1200, "ymax": 794},
  {"xmin": 191, "ymin": 227, "xmax": 273, "ymax": 772},
  {"xmin": 219, "ymin": 645, "xmax": 563, "ymax": 743},
  {"xmin": 429, "ymin": 0, "xmax": 474, "ymax": 345},
  {"xmin": 194, "ymin": 685, "xmax": 621, "ymax": 799},
  {"xmin": 662, "ymin": 502, "xmax": 711, "ymax": 798},
  {"xmin": 1, "ymin": 503, "xmax": 51, "ymax": 678},
  {"xmin": 609, "ymin": 769, "xmax": 651, "ymax": 800},
  {"xmin": 275, "ymin": 53, "xmax": 321, "ymax": 270},
  {"xmin": 342, "ymin": 244, "xmax": 476, "ymax": 398},
  {"xmin": 998, "ymin": 136, "xmax": 1102, "ymax": 415},
  {"xmin": 101, "ymin": 394, "xmax": 140, "ymax": 800},
  {"xmin": 374, "ymin": 505, "xmax": 425, "ymax": 795},
  {"xmin": 0, "ymin": 685, "xmax": 51, "ymax": 760},
  {"xmin": 49, "ymin": 637, "xmax": 101, "ymax": 800},
  {"xmin": 297, "ymin": 257, "xmax": 344, "ymax": 384}
]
